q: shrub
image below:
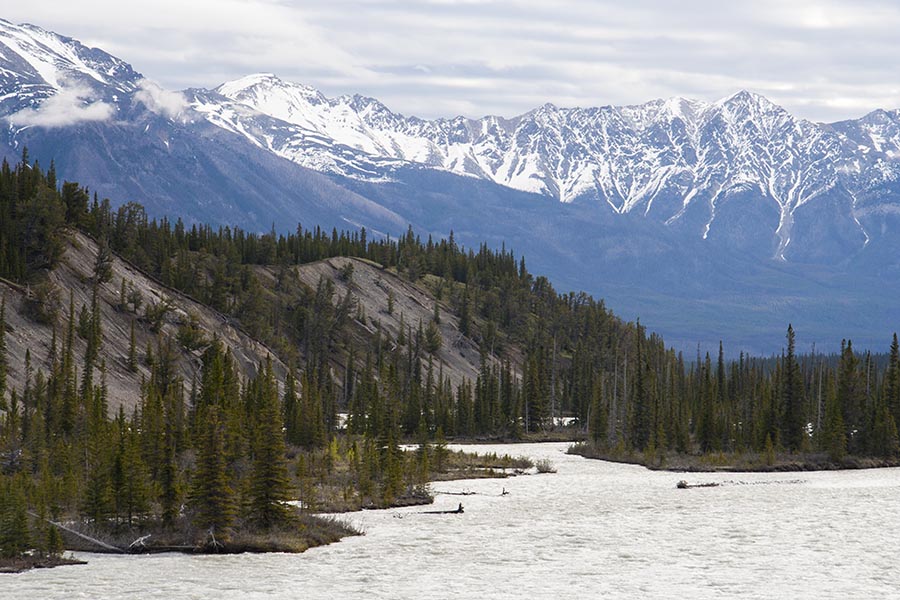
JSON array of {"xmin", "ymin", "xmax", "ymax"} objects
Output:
[{"xmin": 534, "ymin": 458, "xmax": 557, "ymax": 474}]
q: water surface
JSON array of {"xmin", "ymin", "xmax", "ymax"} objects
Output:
[{"xmin": 7, "ymin": 442, "xmax": 900, "ymax": 599}]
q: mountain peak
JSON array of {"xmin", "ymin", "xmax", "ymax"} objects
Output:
[
  {"xmin": 0, "ymin": 18, "xmax": 139, "ymax": 94},
  {"xmin": 215, "ymin": 73, "xmax": 288, "ymax": 98},
  {"xmin": 716, "ymin": 89, "xmax": 780, "ymax": 111}
]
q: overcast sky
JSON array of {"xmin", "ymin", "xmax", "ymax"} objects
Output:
[{"xmin": 6, "ymin": 0, "xmax": 900, "ymax": 122}]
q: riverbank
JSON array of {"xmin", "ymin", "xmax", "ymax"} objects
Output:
[
  {"xmin": 449, "ymin": 429, "xmax": 586, "ymax": 445},
  {"xmin": 0, "ymin": 555, "xmax": 86, "ymax": 574},
  {"xmin": 313, "ymin": 447, "xmax": 536, "ymax": 512},
  {"xmin": 44, "ymin": 446, "xmax": 536, "ymax": 558},
  {"xmin": 567, "ymin": 442, "xmax": 900, "ymax": 472},
  {"xmin": 58, "ymin": 511, "xmax": 358, "ymax": 556}
]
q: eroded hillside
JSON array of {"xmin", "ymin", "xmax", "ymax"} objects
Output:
[{"xmin": 1, "ymin": 230, "xmax": 285, "ymax": 414}]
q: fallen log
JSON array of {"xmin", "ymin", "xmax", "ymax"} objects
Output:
[
  {"xmin": 420, "ymin": 502, "xmax": 465, "ymax": 515},
  {"xmin": 27, "ymin": 511, "xmax": 125, "ymax": 553},
  {"xmin": 676, "ymin": 480, "xmax": 720, "ymax": 489}
]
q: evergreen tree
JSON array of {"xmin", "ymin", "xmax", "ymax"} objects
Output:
[
  {"xmin": 589, "ymin": 376, "xmax": 606, "ymax": 446},
  {"xmin": 244, "ymin": 359, "xmax": 293, "ymax": 530},
  {"xmin": 0, "ymin": 479, "xmax": 30, "ymax": 558},
  {"xmin": 822, "ymin": 373, "xmax": 846, "ymax": 461},
  {"xmin": 886, "ymin": 333, "xmax": 900, "ymax": 427},
  {"xmin": 189, "ymin": 405, "xmax": 236, "ymax": 541},
  {"xmin": 781, "ymin": 325, "xmax": 805, "ymax": 452},
  {"xmin": 159, "ymin": 422, "xmax": 181, "ymax": 528},
  {"xmin": 425, "ymin": 319, "xmax": 442, "ymax": 355},
  {"xmin": 838, "ymin": 340, "xmax": 866, "ymax": 454},
  {"xmin": 111, "ymin": 413, "xmax": 152, "ymax": 526}
]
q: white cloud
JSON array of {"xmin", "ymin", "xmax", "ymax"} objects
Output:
[
  {"xmin": 8, "ymin": 82, "xmax": 113, "ymax": 128},
  {"xmin": 4, "ymin": 1, "xmax": 900, "ymax": 122},
  {"xmin": 134, "ymin": 78, "xmax": 187, "ymax": 119}
]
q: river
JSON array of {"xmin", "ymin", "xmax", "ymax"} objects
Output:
[{"xmin": 6, "ymin": 442, "xmax": 900, "ymax": 599}]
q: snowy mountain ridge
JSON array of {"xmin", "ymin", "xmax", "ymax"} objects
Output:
[
  {"xmin": 208, "ymin": 73, "xmax": 900, "ymax": 258},
  {"xmin": 3, "ymin": 18, "xmax": 900, "ymax": 263},
  {"xmin": 0, "ymin": 19, "xmax": 139, "ymax": 116}
]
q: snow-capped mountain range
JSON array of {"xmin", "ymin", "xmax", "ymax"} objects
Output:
[
  {"xmin": 2, "ymin": 18, "xmax": 899, "ymax": 353},
  {"xmin": 201, "ymin": 72, "xmax": 900, "ymax": 261}
]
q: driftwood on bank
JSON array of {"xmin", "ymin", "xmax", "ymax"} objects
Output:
[
  {"xmin": 676, "ymin": 480, "xmax": 721, "ymax": 489},
  {"xmin": 27, "ymin": 511, "xmax": 125, "ymax": 553},
  {"xmin": 420, "ymin": 502, "xmax": 465, "ymax": 514}
]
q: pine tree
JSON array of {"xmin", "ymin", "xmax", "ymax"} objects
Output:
[
  {"xmin": 589, "ymin": 376, "xmax": 606, "ymax": 446},
  {"xmin": 822, "ymin": 373, "xmax": 846, "ymax": 462},
  {"xmin": 781, "ymin": 325, "xmax": 805, "ymax": 452},
  {"xmin": 459, "ymin": 286, "xmax": 471, "ymax": 337},
  {"xmin": 629, "ymin": 331, "xmax": 651, "ymax": 451},
  {"xmin": 159, "ymin": 422, "xmax": 181, "ymax": 528},
  {"xmin": 244, "ymin": 359, "xmax": 293, "ymax": 530},
  {"xmin": 0, "ymin": 478, "xmax": 30, "ymax": 559},
  {"xmin": 111, "ymin": 414, "xmax": 152, "ymax": 526},
  {"xmin": 93, "ymin": 236, "xmax": 113, "ymax": 285},
  {"xmin": 81, "ymin": 456, "xmax": 112, "ymax": 524},
  {"xmin": 190, "ymin": 405, "xmax": 236, "ymax": 542},
  {"xmin": 838, "ymin": 340, "xmax": 865, "ymax": 454},
  {"xmin": 886, "ymin": 333, "xmax": 900, "ymax": 427},
  {"xmin": 425, "ymin": 319, "xmax": 442, "ymax": 355}
]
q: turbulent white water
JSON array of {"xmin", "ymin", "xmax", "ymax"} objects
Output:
[{"xmin": 7, "ymin": 442, "xmax": 900, "ymax": 599}]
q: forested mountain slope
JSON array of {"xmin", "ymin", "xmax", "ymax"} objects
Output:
[{"xmin": 0, "ymin": 229, "xmax": 286, "ymax": 414}]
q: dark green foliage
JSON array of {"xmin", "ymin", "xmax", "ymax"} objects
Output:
[
  {"xmin": 244, "ymin": 359, "xmax": 293, "ymax": 530},
  {"xmin": 0, "ymin": 478, "xmax": 30, "ymax": 558},
  {"xmin": 93, "ymin": 236, "xmax": 113, "ymax": 285},
  {"xmin": 189, "ymin": 405, "xmax": 236, "ymax": 540},
  {"xmin": 424, "ymin": 319, "xmax": 442, "ymax": 354},
  {"xmin": 589, "ymin": 377, "xmax": 606, "ymax": 446},
  {"xmin": 111, "ymin": 412, "xmax": 152, "ymax": 526},
  {"xmin": 781, "ymin": 325, "xmax": 806, "ymax": 452},
  {"xmin": 887, "ymin": 334, "xmax": 900, "ymax": 427}
]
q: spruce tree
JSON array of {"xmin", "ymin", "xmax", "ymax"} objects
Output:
[
  {"xmin": 189, "ymin": 405, "xmax": 236, "ymax": 542},
  {"xmin": 838, "ymin": 340, "xmax": 865, "ymax": 454},
  {"xmin": 781, "ymin": 325, "xmax": 805, "ymax": 452},
  {"xmin": 112, "ymin": 416, "xmax": 151, "ymax": 526},
  {"xmin": 822, "ymin": 374, "xmax": 846, "ymax": 461},
  {"xmin": 159, "ymin": 423, "xmax": 181, "ymax": 528},
  {"xmin": 589, "ymin": 376, "xmax": 606, "ymax": 446},
  {"xmin": 886, "ymin": 333, "xmax": 900, "ymax": 427},
  {"xmin": 244, "ymin": 359, "xmax": 293, "ymax": 530},
  {"xmin": 0, "ymin": 479, "xmax": 30, "ymax": 559}
]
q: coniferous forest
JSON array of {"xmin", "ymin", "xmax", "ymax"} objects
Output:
[{"xmin": 1, "ymin": 152, "xmax": 900, "ymax": 561}]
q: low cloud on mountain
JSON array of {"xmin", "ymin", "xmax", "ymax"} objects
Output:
[
  {"xmin": 8, "ymin": 81, "xmax": 113, "ymax": 128},
  {"xmin": 135, "ymin": 79, "xmax": 187, "ymax": 119}
]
